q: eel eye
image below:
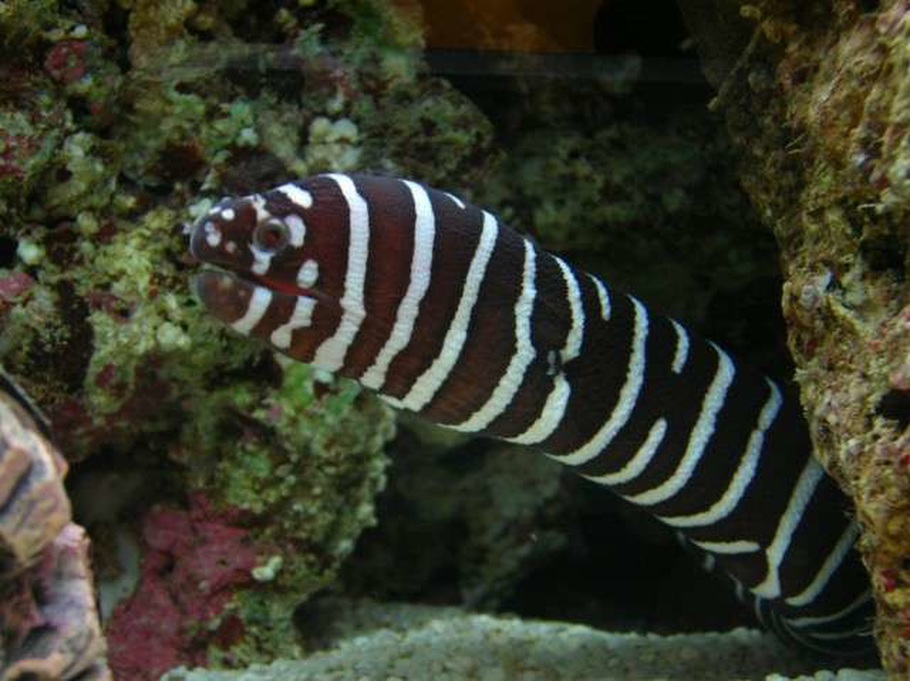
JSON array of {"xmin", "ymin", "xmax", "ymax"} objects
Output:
[{"xmin": 253, "ymin": 218, "xmax": 290, "ymax": 254}]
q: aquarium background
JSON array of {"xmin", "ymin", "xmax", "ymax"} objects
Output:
[{"xmin": 1, "ymin": 0, "xmax": 905, "ymax": 679}]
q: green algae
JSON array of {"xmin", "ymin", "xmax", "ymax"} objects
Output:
[
  {"xmin": 0, "ymin": 0, "xmax": 494, "ymax": 671},
  {"xmin": 78, "ymin": 207, "xmax": 239, "ymax": 417},
  {"xmin": 177, "ymin": 363, "xmax": 395, "ymax": 664},
  {"xmin": 44, "ymin": 132, "xmax": 119, "ymax": 217},
  {"xmin": 0, "ymin": 0, "xmax": 61, "ymax": 49},
  {"xmin": 0, "ymin": 0, "xmax": 491, "ymax": 447},
  {"xmin": 482, "ymin": 123, "xmax": 713, "ymax": 251},
  {"xmin": 474, "ymin": 110, "xmax": 776, "ymax": 332},
  {"xmin": 126, "ymin": 0, "xmax": 199, "ymax": 70},
  {"xmin": 191, "ymin": 363, "xmax": 394, "ymax": 553},
  {"xmin": 356, "ymin": 77, "xmax": 496, "ymax": 188},
  {"xmin": 0, "ymin": 105, "xmax": 66, "ymax": 218}
]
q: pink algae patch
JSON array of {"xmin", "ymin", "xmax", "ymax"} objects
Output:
[
  {"xmin": 106, "ymin": 494, "xmax": 265, "ymax": 681},
  {"xmin": 44, "ymin": 40, "xmax": 88, "ymax": 84},
  {"xmin": 0, "ymin": 272, "xmax": 34, "ymax": 302}
]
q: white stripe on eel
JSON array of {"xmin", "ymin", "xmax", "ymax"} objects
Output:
[
  {"xmin": 508, "ymin": 257, "xmax": 585, "ymax": 445},
  {"xmin": 624, "ymin": 344, "xmax": 735, "ymax": 506},
  {"xmin": 383, "ymin": 210, "xmax": 499, "ymax": 412},
  {"xmin": 590, "ymin": 274, "xmax": 611, "ymax": 321},
  {"xmin": 230, "ymin": 286, "xmax": 272, "ymax": 335},
  {"xmin": 784, "ymin": 587, "xmax": 871, "ymax": 628},
  {"xmin": 583, "ymin": 417, "xmax": 667, "ymax": 486},
  {"xmin": 449, "ymin": 238, "xmax": 538, "ymax": 433},
  {"xmin": 277, "ymin": 183, "xmax": 314, "ymax": 209},
  {"xmin": 547, "ymin": 295, "xmax": 649, "ymax": 466},
  {"xmin": 669, "ymin": 319, "xmax": 690, "ymax": 374},
  {"xmin": 270, "ymin": 296, "xmax": 318, "ymax": 349},
  {"xmin": 753, "ymin": 459, "xmax": 825, "ymax": 600},
  {"xmin": 311, "ymin": 174, "xmax": 370, "ymax": 372},
  {"xmin": 361, "ymin": 180, "xmax": 436, "ymax": 391},
  {"xmin": 692, "ymin": 538, "xmax": 761, "ymax": 554},
  {"xmin": 784, "ymin": 522, "xmax": 860, "ymax": 608},
  {"xmin": 443, "ymin": 191, "xmax": 466, "ymax": 209},
  {"xmin": 660, "ymin": 380, "xmax": 782, "ymax": 528}
]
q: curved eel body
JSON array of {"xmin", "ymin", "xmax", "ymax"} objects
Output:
[{"xmin": 189, "ymin": 173, "xmax": 874, "ymax": 657}]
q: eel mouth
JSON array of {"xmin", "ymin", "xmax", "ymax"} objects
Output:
[
  {"xmin": 192, "ymin": 266, "xmax": 334, "ymax": 328},
  {"xmin": 195, "ymin": 264, "xmax": 317, "ymax": 300}
]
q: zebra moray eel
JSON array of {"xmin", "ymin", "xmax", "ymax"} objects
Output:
[{"xmin": 189, "ymin": 173, "xmax": 874, "ymax": 657}]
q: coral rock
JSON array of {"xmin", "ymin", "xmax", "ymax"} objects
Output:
[
  {"xmin": 0, "ymin": 381, "xmax": 110, "ymax": 680},
  {"xmin": 1, "ymin": 524, "xmax": 111, "ymax": 681},
  {"xmin": 0, "ymin": 388, "xmax": 70, "ymax": 572},
  {"xmin": 106, "ymin": 494, "xmax": 266, "ymax": 681},
  {"xmin": 678, "ymin": 0, "xmax": 910, "ymax": 673}
]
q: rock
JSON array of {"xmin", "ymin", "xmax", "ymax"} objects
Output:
[
  {"xmin": 677, "ymin": 0, "xmax": 910, "ymax": 673},
  {"xmin": 0, "ymin": 380, "xmax": 110, "ymax": 680}
]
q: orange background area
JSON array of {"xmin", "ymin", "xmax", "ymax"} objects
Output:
[{"xmin": 398, "ymin": 0, "xmax": 604, "ymax": 53}]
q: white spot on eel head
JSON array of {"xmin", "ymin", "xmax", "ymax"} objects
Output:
[
  {"xmin": 297, "ymin": 259, "xmax": 319, "ymax": 288},
  {"xmin": 250, "ymin": 194, "xmax": 270, "ymax": 224},
  {"xmin": 203, "ymin": 222, "xmax": 221, "ymax": 247},
  {"xmin": 249, "ymin": 244, "xmax": 274, "ymax": 275},
  {"xmin": 284, "ymin": 213, "xmax": 306, "ymax": 248},
  {"xmin": 221, "ymin": 207, "xmax": 236, "ymax": 221},
  {"xmin": 225, "ymin": 241, "xmax": 237, "ymax": 254}
]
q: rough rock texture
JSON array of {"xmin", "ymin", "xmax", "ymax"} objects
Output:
[
  {"xmin": 2, "ymin": 524, "xmax": 110, "ymax": 681},
  {"xmin": 0, "ymin": 389, "xmax": 70, "ymax": 570},
  {"xmin": 679, "ymin": 0, "xmax": 910, "ymax": 674},
  {"xmin": 0, "ymin": 384, "xmax": 109, "ymax": 680}
]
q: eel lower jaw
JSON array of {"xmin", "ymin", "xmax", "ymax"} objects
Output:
[{"xmin": 192, "ymin": 267, "xmax": 333, "ymax": 329}]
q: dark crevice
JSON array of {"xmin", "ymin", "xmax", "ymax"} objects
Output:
[
  {"xmin": 0, "ymin": 236, "xmax": 17, "ymax": 267},
  {"xmin": 860, "ymin": 232, "xmax": 906, "ymax": 277},
  {"xmin": 594, "ymin": 0, "xmax": 689, "ymax": 57},
  {"xmin": 877, "ymin": 389, "xmax": 910, "ymax": 430}
]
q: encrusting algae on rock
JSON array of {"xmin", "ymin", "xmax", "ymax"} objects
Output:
[
  {"xmin": 0, "ymin": 0, "xmax": 493, "ymax": 677},
  {"xmin": 104, "ymin": 362, "xmax": 395, "ymax": 678},
  {"xmin": 678, "ymin": 0, "xmax": 910, "ymax": 674}
]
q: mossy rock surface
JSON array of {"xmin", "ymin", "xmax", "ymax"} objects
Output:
[{"xmin": 679, "ymin": 0, "xmax": 910, "ymax": 673}]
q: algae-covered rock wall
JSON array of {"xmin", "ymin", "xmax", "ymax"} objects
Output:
[
  {"xmin": 0, "ymin": 1, "xmax": 495, "ymax": 678},
  {"xmin": 679, "ymin": 0, "xmax": 910, "ymax": 674}
]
